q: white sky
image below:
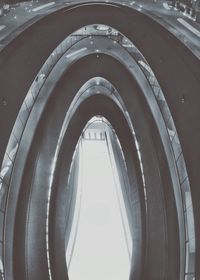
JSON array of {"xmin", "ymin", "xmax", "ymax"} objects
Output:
[{"xmin": 68, "ymin": 139, "xmax": 131, "ymax": 280}]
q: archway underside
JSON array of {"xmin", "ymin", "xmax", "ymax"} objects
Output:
[{"xmin": 0, "ymin": 3, "xmax": 199, "ymax": 280}]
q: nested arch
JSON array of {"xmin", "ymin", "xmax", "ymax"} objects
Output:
[
  {"xmin": 0, "ymin": 5, "xmax": 197, "ymax": 280},
  {"xmin": 5, "ymin": 52, "xmax": 180, "ymax": 280},
  {"xmin": 48, "ymin": 93, "xmax": 146, "ymax": 280}
]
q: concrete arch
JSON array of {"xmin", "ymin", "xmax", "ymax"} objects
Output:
[
  {"xmin": 4, "ymin": 53, "xmax": 178, "ymax": 280},
  {"xmin": 0, "ymin": 2, "xmax": 199, "ymax": 280}
]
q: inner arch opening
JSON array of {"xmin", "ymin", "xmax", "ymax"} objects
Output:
[{"xmin": 66, "ymin": 116, "xmax": 132, "ymax": 280}]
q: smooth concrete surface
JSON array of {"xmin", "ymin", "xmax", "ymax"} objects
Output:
[
  {"xmin": 0, "ymin": 2, "xmax": 199, "ymax": 280},
  {"xmin": 6, "ymin": 53, "xmax": 178, "ymax": 280}
]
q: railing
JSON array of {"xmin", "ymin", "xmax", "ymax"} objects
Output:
[
  {"xmin": 0, "ymin": 23, "xmax": 196, "ymax": 280},
  {"xmin": 119, "ymin": 34, "xmax": 195, "ymax": 280}
]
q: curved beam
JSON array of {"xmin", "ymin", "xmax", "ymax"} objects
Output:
[{"xmin": 0, "ymin": 2, "xmax": 199, "ymax": 279}]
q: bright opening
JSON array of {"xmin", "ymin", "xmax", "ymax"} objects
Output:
[{"xmin": 66, "ymin": 117, "xmax": 132, "ymax": 280}]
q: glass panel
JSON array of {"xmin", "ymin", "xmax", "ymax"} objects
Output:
[
  {"xmin": 186, "ymin": 206, "xmax": 195, "ymax": 242},
  {"xmin": 185, "ymin": 242, "xmax": 195, "ymax": 274},
  {"xmin": 0, "ymin": 154, "xmax": 13, "ymax": 185},
  {"xmin": 177, "ymin": 153, "xmax": 188, "ymax": 185},
  {"xmin": 0, "ymin": 179, "xmax": 7, "ymax": 211},
  {"xmin": 0, "ymin": 212, "xmax": 4, "ymax": 242},
  {"xmin": 181, "ymin": 177, "xmax": 191, "ymax": 210},
  {"xmin": 0, "ymin": 242, "xmax": 4, "ymax": 280},
  {"xmin": 185, "ymin": 274, "xmax": 195, "ymax": 280}
]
